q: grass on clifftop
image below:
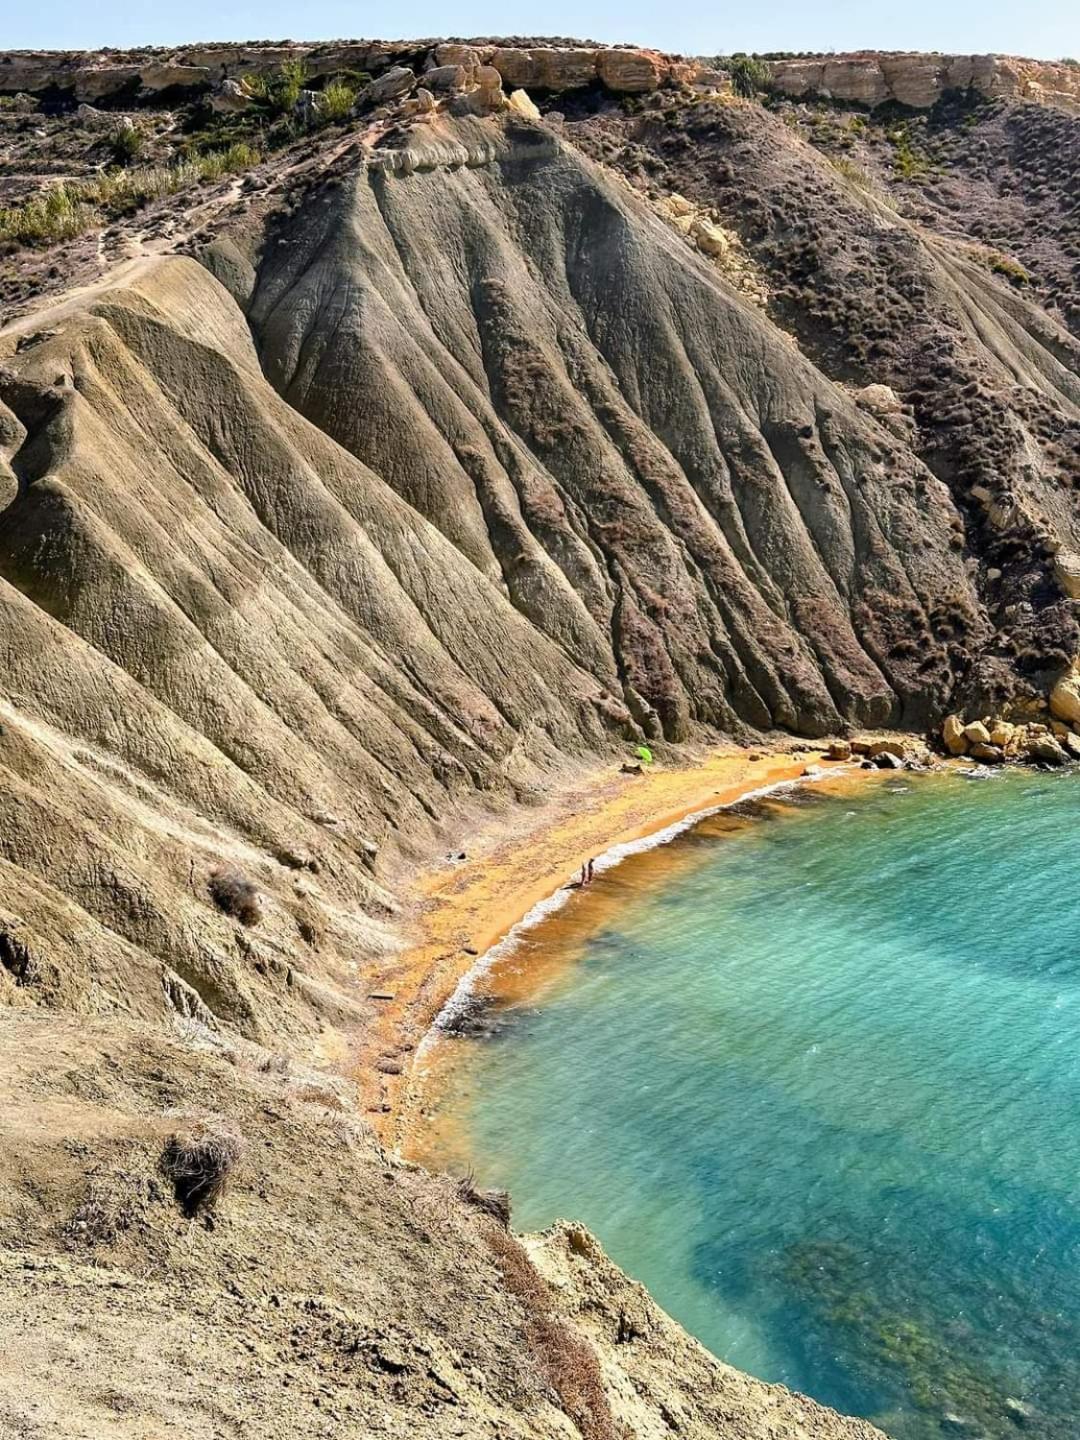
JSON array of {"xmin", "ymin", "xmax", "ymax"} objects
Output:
[{"xmin": 0, "ymin": 142, "xmax": 260, "ymax": 249}]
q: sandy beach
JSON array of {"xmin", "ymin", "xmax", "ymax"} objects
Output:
[{"xmin": 354, "ymin": 742, "xmax": 839, "ymax": 1145}]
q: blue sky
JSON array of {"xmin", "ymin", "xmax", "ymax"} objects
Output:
[{"xmin": 9, "ymin": 0, "xmax": 1080, "ymax": 62}]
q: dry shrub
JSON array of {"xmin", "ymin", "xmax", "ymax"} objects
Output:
[
  {"xmin": 208, "ymin": 868, "xmax": 260, "ymax": 925},
  {"xmin": 291, "ymin": 1082, "xmax": 347, "ymax": 1111},
  {"xmin": 485, "ymin": 1228, "xmax": 618, "ymax": 1440},
  {"xmin": 0, "ymin": 929, "xmax": 32, "ymax": 983},
  {"xmin": 161, "ymin": 1118, "xmax": 243, "ymax": 1217},
  {"xmin": 456, "ymin": 1170, "xmax": 511, "ymax": 1228},
  {"xmin": 64, "ymin": 1172, "xmax": 143, "ymax": 1246}
]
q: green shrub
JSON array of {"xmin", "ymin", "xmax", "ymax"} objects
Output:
[
  {"xmin": 251, "ymin": 57, "xmax": 307, "ymax": 116},
  {"xmin": 0, "ymin": 185, "xmax": 93, "ymax": 245},
  {"xmin": 108, "ymin": 123, "xmax": 144, "ymax": 165},
  {"xmin": 728, "ymin": 55, "xmax": 772, "ymax": 100},
  {"xmin": 889, "ymin": 124, "xmax": 928, "ymax": 180},
  {"xmin": 828, "ymin": 155, "xmax": 872, "ymax": 188},
  {"xmin": 195, "ymin": 140, "xmax": 261, "ymax": 181},
  {"xmin": 319, "ymin": 80, "xmax": 356, "ymax": 122},
  {"xmin": 988, "ymin": 251, "xmax": 1030, "ymax": 285}
]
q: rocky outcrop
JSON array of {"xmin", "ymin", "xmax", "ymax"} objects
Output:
[
  {"xmin": 507, "ymin": 88, "xmax": 541, "ymax": 121},
  {"xmin": 768, "ymin": 52, "xmax": 1080, "ymax": 112},
  {"xmin": 0, "ymin": 252, "xmax": 626, "ymax": 1043},
  {"xmin": 488, "ymin": 45, "xmax": 599, "ymax": 91},
  {"xmin": 2, "ymin": 42, "xmax": 1079, "ymax": 114},
  {"xmin": 360, "ymin": 65, "xmax": 418, "ymax": 106},
  {"xmin": 6, "ymin": 103, "xmax": 1073, "ymax": 1041},
  {"xmin": 2, "ymin": 46, "xmax": 1079, "ymax": 1440},
  {"xmin": 939, "ymin": 711, "xmax": 1079, "ymax": 764},
  {"xmin": 0, "ymin": 40, "xmax": 695, "ymax": 106},
  {"xmin": 525, "ymin": 1220, "xmax": 884, "ymax": 1440},
  {"xmin": 239, "ymin": 116, "xmax": 997, "ymax": 742},
  {"xmin": 208, "ymin": 77, "xmax": 252, "ymax": 114},
  {"xmin": 942, "ymin": 714, "xmax": 968, "ymax": 754},
  {"xmin": 1054, "ymin": 551, "xmax": 1080, "ymax": 599},
  {"xmin": 657, "ymin": 193, "xmax": 769, "ymax": 305}
]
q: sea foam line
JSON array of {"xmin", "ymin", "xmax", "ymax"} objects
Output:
[{"xmin": 418, "ymin": 768, "xmax": 831, "ymax": 1057}]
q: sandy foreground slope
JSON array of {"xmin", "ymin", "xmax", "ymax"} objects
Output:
[{"xmin": 0, "ymin": 774, "xmax": 886, "ymax": 1440}]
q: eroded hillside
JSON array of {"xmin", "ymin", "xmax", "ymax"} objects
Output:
[{"xmin": 1, "ymin": 36, "xmax": 1079, "ymax": 1440}]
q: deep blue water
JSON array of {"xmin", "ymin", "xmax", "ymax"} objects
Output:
[{"xmin": 432, "ymin": 769, "xmax": 1080, "ymax": 1439}]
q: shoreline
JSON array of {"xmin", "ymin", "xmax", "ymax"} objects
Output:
[
  {"xmin": 391, "ymin": 749, "xmax": 1046, "ymax": 1161},
  {"xmin": 354, "ymin": 740, "xmax": 860, "ymax": 1148},
  {"xmin": 420, "ymin": 769, "xmax": 824, "ymax": 1047}
]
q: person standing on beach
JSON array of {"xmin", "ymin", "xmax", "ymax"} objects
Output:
[{"xmin": 587, "ymin": 858, "xmax": 595, "ymax": 884}]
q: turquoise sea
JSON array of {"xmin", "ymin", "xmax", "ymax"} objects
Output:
[{"xmin": 426, "ymin": 768, "xmax": 1080, "ymax": 1439}]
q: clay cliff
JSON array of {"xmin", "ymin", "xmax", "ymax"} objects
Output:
[{"xmin": 1, "ymin": 35, "xmax": 1079, "ymax": 1440}]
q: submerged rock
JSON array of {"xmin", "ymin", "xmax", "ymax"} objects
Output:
[{"xmin": 874, "ymin": 751, "xmax": 904, "ymax": 769}]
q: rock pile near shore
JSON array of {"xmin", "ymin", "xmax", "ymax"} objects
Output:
[
  {"xmin": 940, "ymin": 711, "xmax": 1080, "ymax": 765},
  {"xmin": 826, "ymin": 737, "xmax": 933, "ymax": 770}
]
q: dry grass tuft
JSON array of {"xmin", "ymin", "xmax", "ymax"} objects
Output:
[
  {"xmin": 161, "ymin": 1118, "xmax": 243, "ymax": 1217},
  {"xmin": 208, "ymin": 867, "xmax": 261, "ymax": 925},
  {"xmin": 0, "ymin": 143, "xmax": 261, "ymax": 249},
  {"xmin": 456, "ymin": 1170, "xmax": 512, "ymax": 1228}
]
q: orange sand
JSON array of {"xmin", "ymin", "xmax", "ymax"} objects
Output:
[{"xmin": 354, "ymin": 743, "xmax": 835, "ymax": 1146}]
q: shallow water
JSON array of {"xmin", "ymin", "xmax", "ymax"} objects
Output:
[{"xmin": 427, "ymin": 768, "xmax": 1080, "ymax": 1439}]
